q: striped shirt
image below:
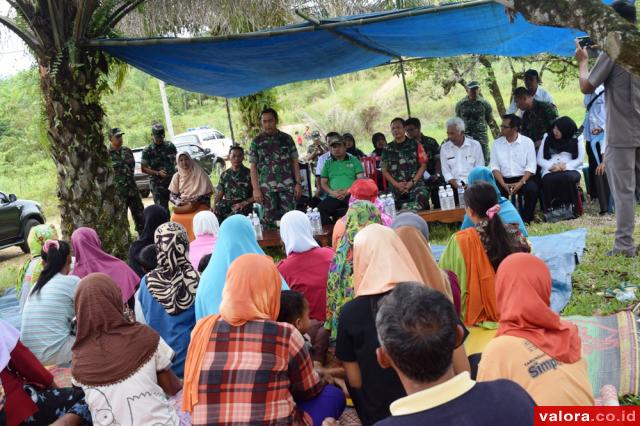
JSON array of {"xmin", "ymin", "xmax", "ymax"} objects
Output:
[
  {"xmin": 20, "ymin": 273, "xmax": 79, "ymax": 363},
  {"xmin": 193, "ymin": 319, "xmax": 323, "ymax": 425}
]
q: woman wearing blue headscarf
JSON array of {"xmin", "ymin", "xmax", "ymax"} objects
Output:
[
  {"xmin": 194, "ymin": 215, "xmax": 288, "ymax": 320},
  {"xmin": 461, "ymin": 167, "xmax": 528, "ymax": 237}
]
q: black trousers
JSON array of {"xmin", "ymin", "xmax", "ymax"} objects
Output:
[
  {"xmin": 500, "ymin": 176, "xmax": 539, "ymax": 223},
  {"xmin": 318, "ymin": 195, "xmax": 350, "ymax": 225},
  {"xmin": 585, "ymin": 140, "xmax": 598, "ymax": 199},
  {"xmin": 541, "ymin": 171, "xmax": 581, "ymax": 211},
  {"xmin": 595, "ymin": 171, "xmax": 612, "ymax": 214}
]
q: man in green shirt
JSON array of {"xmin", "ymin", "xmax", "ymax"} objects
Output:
[
  {"xmin": 318, "ymin": 132, "xmax": 364, "ymax": 224},
  {"xmin": 455, "ymin": 81, "xmax": 496, "ymax": 164}
]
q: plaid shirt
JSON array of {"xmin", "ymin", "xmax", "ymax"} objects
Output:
[{"xmin": 193, "ymin": 319, "xmax": 323, "ymax": 425}]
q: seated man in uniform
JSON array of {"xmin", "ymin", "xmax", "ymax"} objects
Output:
[
  {"xmin": 381, "ymin": 117, "xmax": 430, "ymax": 211},
  {"xmin": 214, "ymin": 146, "xmax": 253, "ymax": 221},
  {"xmin": 318, "ymin": 134, "xmax": 364, "ymax": 224}
]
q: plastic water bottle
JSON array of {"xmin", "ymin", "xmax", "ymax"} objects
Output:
[
  {"xmin": 377, "ymin": 194, "xmax": 386, "ymax": 216},
  {"xmin": 312, "ymin": 208, "xmax": 322, "ymax": 235},
  {"xmin": 445, "ymin": 187, "xmax": 455, "ymax": 210},
  {"xmin": 438, "ymin": 186, "xmax": 446, "ymax": 210},
  {"xmin": 251, "ymin": 213, "xmax": 263, "ymax": 240},
  {"xmin": 457, "ymin": 186, "xmax": 465, "ymax": 208},
  {"xmin": 306, "ymin": 207, "xmax": 313, "ymax": 224},
  {"xmin": 387, "ymin": 192, "xmax": 397, "ymax": 218}
]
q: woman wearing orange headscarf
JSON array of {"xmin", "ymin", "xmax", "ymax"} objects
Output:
[
  {"xmin": 335, "ymin": 224, "xmax": 423, "ymax": 425},
  {"xmin": 183, "ymin": 254, "xmax": 345, "ymax": 426},
  {"xmin": 477, "ymin": 253, "xmax": 594, "ymax": 406}
]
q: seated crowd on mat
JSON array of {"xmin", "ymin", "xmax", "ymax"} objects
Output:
[
  {"xmin": 7, "ymin": 179, "xmax": 599, "ymax": 425},
  {"xmin": 12, "ymin": 5, "xmax": 638, "ymax": 416}
]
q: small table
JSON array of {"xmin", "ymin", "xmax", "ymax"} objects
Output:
[
  {"xmin": 258, "ymin": 224, "xmax": 334, "ymax": 249},
  {"xmin": 417, "ymin": 208, "xmax": 465, "ymax": 224}
]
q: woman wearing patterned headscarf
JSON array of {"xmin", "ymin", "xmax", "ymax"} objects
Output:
[
  {"xmin": 324, "ymin": 201, "xmax": 382, "ymax": 340},
  {"xmin": 137, "ymin": 222, "xmax": 199, "ymax": 377},
  {"xmin": 15, "ymin": 224, "xmax": 58, "ymax": 315}
]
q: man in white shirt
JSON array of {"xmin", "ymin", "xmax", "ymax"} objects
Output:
[
  {"xmin": 491, "ymin": 114, "xmax": 539, "ymax": 223},
  {"xmin": 506, "ymin": 69, "xmax": 555, "ymax": 115},
  {"xmin": 440, "ymin": 117, "xmax": 484, "ymax": 205}
]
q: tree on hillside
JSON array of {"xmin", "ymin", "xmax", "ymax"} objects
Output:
[{"xmin": 497, "ymin": 0, "xmax": 640, "ymax": 76}]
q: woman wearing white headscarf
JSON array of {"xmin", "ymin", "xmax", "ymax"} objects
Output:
[
  {"xmin": 276, "ymin": 210, "xmax": 334, "ymax": 364},
  {"xmin": 189, "ymin": 210, "xmax": 220, "ymax": 269},
  {"xmin": 276, "ymin": 211, "xmax": 334, "ymax": 324}
]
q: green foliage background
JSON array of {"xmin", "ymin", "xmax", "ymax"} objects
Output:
[{"xmin": 0, "ymin": 58, "xmax": 585, "ymax": 218}]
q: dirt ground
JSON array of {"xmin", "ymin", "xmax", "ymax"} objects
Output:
[{"xmin": 0, "ymin": 197, "xmax": 155, "ymax": 269}]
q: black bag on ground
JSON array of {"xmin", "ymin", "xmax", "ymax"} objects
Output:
[{"xmin": 544, "ymin": 200, "xmax": 576, "ymax": 223}]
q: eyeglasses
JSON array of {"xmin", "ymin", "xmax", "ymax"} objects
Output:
[{"xmin": 500, "ymin": 125, "xmax": 513, "ymax": 129}]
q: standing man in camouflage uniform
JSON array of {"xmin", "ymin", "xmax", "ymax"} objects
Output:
[
  {"xmin": 249, "ymin": 108, "xmax": 302, "ymax": 227},
  {"xmin": 381, "ymin": 117, "xmax": 430, "ymax": 211},
  {"xmin": 141, "ymin": 122, "xmax": 177, "ymax": 211},
  {"xmin": 108, "ymin": 127, "xmax": 144, "ymax": 234},
  {"xmin": 405, "ymin": 117, "xmax": 442, "ymax": 209},
  {"xmin": 215, "ymin": 145, "xmax": 253, "ymax": 221},
  {"xmin": 455, "ymin": 81, "xmax": 495, "ymax": 164},
  {"xmin": 514, "ymin": 87, "xmax": 559, "ymax": 151}
]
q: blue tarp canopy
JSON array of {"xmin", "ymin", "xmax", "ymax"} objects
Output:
[{"xmin": 92, "ymin": 0, "xmax": 590, "ymax": 98}]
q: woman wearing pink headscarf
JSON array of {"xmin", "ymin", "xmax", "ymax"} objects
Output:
[{"xmin": 71, "ymin": 227, "xmax": 139, "ymax": 303}]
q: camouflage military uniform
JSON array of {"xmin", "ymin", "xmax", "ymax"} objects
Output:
[
  {"xmin": 455, "ymin": 96, "xmax": 494, "ymax": 164},
  {"xmin": 214, "ymin": 165, "xmax": 253, "ymax": 221},
  {"xmin": 110, "ymin": 146, "xmax": 145, "ymax": 234},
  {"xmin": 381, "ymin": 138, "xmax": 430, "ymax": 211},
  {"xmin": 249, "ymin": 130, "xmax": 298, "ymax": 226},
  {"xmin": 141, "ymin": 140, "xmax": 177, "ymax": 210},
  {"xmin": 522, "ymin": 100, "xmax": 559, "ymax": 146},
  {"xmin": 305, "ymin": 142, "xmax": 329, "ymax": 175},
  {"xmin": 417, "ymin": 134, "xmax": 443, "ymax": 209}
]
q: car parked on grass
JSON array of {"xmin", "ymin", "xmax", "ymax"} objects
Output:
[
  {"xmin": 173, "ymin": 126, "xmax": 234, "ymax": 160},
  {"xmin": 0, "ymin": 191, "xmax": 46, "ymax": 253},
  {"xmin": 131, "ymin": 143, "xmax": 225, "ymax": 198},
  {"xmin": 132, "ymin": 148, "xmax": 151, "ymax": 198}
]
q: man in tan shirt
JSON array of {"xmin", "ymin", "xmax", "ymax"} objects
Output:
[{"xmin": 577, "ymin": 0, "xmax": 640, "ymax": 257}]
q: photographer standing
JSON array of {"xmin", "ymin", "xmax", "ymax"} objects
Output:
[{"xmin": 576, "ymin": 0, "xmax": 640, "ymax": 257}]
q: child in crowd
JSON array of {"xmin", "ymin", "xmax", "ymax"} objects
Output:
[
  {"xmin": 278, "ymin": 291, "xmax": 347, "ymax": 399},
  {"xmin": 278, "ymin": 290, "xmax": 330, "ymax": 366}
]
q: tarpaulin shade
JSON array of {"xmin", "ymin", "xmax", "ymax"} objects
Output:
[{"xmin": 92, "ymin": 0, "xmax": 590, "ymax": 98}]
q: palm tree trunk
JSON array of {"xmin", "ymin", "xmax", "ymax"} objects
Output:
[{"xmin": 38, "ymin": 55, "xmax": 131, "ymax": 258}]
